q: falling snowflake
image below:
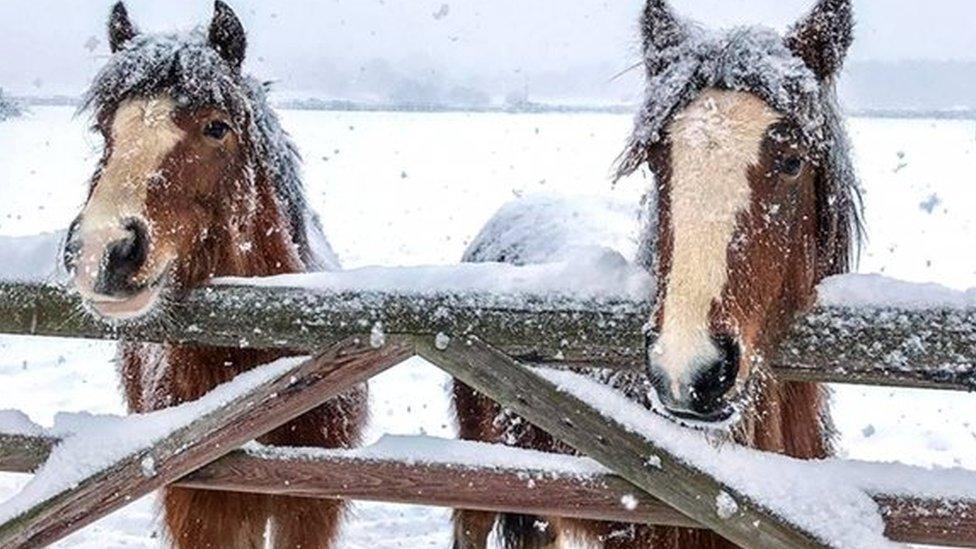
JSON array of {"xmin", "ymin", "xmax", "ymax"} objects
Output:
[
  {"xmin": 370, "ymin": 322, "xmax": 386, "ymax": 349},
  {"xmin": 919, "ymin": 194, "xmax": 942, "ymax": 214},
  {"xmin": 84, "ymin": 36, "xmax": 101, "ymax": 52},
  {"xmin": 432, "ymin": 4, "xmax": 450, "ymax": 20}
]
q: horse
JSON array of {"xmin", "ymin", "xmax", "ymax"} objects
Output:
[
  {"xmin": 453, "ymin": 0, "xmax": 862, "ymax": 547},
  {"xmin": 62, "ymin": 3, "xmax": 360, "ymax": 547}
]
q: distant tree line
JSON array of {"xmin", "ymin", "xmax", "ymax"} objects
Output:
[{"xmin": 0, "ymin": 88, "xmax": 24, "ymax": 121}]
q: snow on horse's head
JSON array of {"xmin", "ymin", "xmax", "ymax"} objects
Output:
[
  {"xmin": 620, "ymin": 0, "xmax": 863, "ymax": 423},
  {"xmin": 64, "ymin": 1, "xmax": 331, "ymax": 322}
]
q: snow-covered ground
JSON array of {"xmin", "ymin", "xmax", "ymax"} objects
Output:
[{"xmin": 0, "ymin": 107, "xmax": 974, "ymax": 547}]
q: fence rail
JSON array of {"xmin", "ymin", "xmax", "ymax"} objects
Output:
[
  {"xmin": 1, "ymin": 432, "xmax": 973, "ymax": 547},
  {"xmin": 1, "ymin": 281, "xmax": 974, "ymax": 390},
  {"xmin": 2, "ymin": 278, "xmax": 976, "ymax": 547},
  {"xmin": 0, "ymin": 338, "xmax": 412, "ymax": 548}
]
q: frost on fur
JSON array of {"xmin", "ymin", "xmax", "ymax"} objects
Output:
[{"xmin": 81, "ymin": 28, "xmax": 338, "ymax": 271}]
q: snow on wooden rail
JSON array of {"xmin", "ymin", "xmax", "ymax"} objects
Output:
[
  {"xmin": 4, "ymin": 430, "xmax": 976, "ymax": 545},
  {"xmin": 2, "ymin": 323, "xmax": 975, "ymax": 546},
  {"xmin": 0, "ymin": 276, "xmax": 974, "ymax": 390},
  {"xmin": 0, "ymin": 338, "xmax": 413, "ymax": 547}
]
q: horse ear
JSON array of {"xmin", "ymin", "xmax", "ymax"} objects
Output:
[
  {"xmin": 209, "ymin": 0, "xmax": 247, "ymax": 70},
  {"xmin": 785, "ymin": 0, "xmax": 854, "ymax": 80},
  {"xmin": 108, "ymin": 2, "xmax": 138, "ymax": 53},
  {"xmin": 641, "ymin": 0, "xmax": 687, "ymax": 75}
]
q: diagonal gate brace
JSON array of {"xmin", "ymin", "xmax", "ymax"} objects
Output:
[
  {"xmin": 0, "ymin": 336, "xmax": 414, "ymax": 548},
  {"xmin": 416, "ymin": 335, "xmax": 829, "ymax": 549}
]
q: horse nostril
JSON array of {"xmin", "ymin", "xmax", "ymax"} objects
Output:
[
  {"xmin": 645, "ymin": 331, "xmax": 741, "ymax": 423},
  {"xmin": 116, "ymin": 219, "xmax": 148, "ymax": 264},
  {"xmin": 688, "ymin": 334, "xmax": 740, "ymax": 417},
  {"xmin": 95, "ymin": 218, "xmax": 149, "ymax": 297}
]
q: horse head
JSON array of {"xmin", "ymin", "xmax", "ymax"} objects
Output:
[{"xmin": 624, "ymin": 0, "xmax": 862, "ymax": 423}]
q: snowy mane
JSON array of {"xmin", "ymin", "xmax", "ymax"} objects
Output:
[{"xmin": 80, "ymin": 29, "xmax": 338, "ymax": 270}]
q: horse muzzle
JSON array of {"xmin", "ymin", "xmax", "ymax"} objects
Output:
[
  {"xmin": 646, "ymin": 331, "xmax": 741, "ymax": 424},
  {"xmin": 65, "ymin": 216, "xmax": 168, "ymax": 321}
]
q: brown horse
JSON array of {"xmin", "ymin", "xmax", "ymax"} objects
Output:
[
  {"xmin": 63, "ymin": 2, "xmax": 360, "ymax": 547},
  {"xmin": 454, "ymin": 0, "xmax": 862, "ymax": 547}
]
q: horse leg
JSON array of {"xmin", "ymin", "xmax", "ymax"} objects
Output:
[
  {"xmin": 268, "ymin": 496, "xmax": 345, "ymax": 549},
  {"xmin": 263, "ymin": 385, "xmax": 369, "ymax": 549},
  {"xmin": 563, "ymin": 519, "xmax": 738, "ymax": 549},
  {"xmin": 163, "ymin": 488, "xmax": 268, "ymax": 549},
  {"xmin": 452, "ymin": 510, "xmax": 564, "ymax": 549},
  {"xmin": 452, "ymin": 380, "xmax": 569, "ymax": 549},
  {"xmin": 452, "ymin": 509, "xmax": 496, "ymax": 549},
  {"xmin": 497, "ymin": 514, "xmax": 563, "ymax": 548},
  {"xmin": 451, "ymin": 380, "xmax": 500, "ymax": 548}
]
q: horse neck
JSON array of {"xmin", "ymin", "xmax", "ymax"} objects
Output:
[
  {"xmin": 736, "ymin": 229, "xmax": 831, "ymax": 459},
  {"xmin": 734, "ymin": 380, "xmax": 832, "ymax": 459},
  {"xmin": 214, "ymin": 169, "xmax": 306, "ymax": 279},
  {"xmin": 726, "ymin": 211, "xmax": 832, "ymax": 458},
  {"xmin": 138, "ymin": 172, "xmax": 306, "ymax": 409}
]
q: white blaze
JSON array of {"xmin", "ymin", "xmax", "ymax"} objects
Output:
[
  {"xmin": 654, "ymin": 89, "xmax": 780, "ymax": 387},
  {"xmin": 74, "ymin": 96, "xmax": 184, "ymax": 297}
]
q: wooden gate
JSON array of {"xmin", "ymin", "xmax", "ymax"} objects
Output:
[{"xmin": 1, "ymin": 280, "xmax": 975, "ymax": 547}]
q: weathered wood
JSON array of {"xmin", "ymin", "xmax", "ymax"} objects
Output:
[
  {"xmin": 174, "ymin": 453, "xmax": 976, "ymax": 548},
  {"xmin": 182, "ymin": 448, "xmax": 694, "ymax": 527},
  {"xmin": 0, "ymin": 281, "xmax": 645, "ymax": 366},
  {"xmin": 0, "ymin": 337, "xmax": 414, "ymax": 549},
  {"xmin": 185, "ymin": 455, "xmax": 976, "ymax": 548},
  {"xmin": 2, "ymin": 435, "xmax": 975, "ymax": 546},
  {"xmin": 0, "ymin": 435, "xmax": 56, "ymax": 474},
  {"xmin": 1, "ymin": 281, "xmax": 975, "ymax": 390},
  {"xmin": 415, "ymin": 336, "xmax": 828, "ymax": 548},
  {"xmin": 774, "ymin": 306, "xmax": 976, "ymax": 391},
  {"xmin": 876, "ymin": 496, "xmax": 976, "ymax": 548}
]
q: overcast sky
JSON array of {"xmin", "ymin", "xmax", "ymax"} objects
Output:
[{"xmin": 1, "ymin": 0, "xmax": 975, "ymax": 103}]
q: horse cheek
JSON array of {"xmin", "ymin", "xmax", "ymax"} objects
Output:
[
  {"xmin": 144, "ymin": 177, "xmax": 208, "ymax": 289},
  {"xmin": 728, "ymin": 184, "xmax": 794, "ymax": 372}
]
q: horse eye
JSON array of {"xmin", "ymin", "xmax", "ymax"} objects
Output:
[
  {"xmin": 203, "ymin": 120, "xmax": 231, "ymax": 140},
  {"xmin": 777, "ymin": 156, "xmax": 803, "ymax": 178}
]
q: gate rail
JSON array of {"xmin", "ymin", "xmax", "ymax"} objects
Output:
[
  {"xmin": 1, "ymin": 281, "xmax": 974, "ymax": 389},
  {"xmin": 0, "ymin": 278, "xmax": 974, "ymax": 547}
]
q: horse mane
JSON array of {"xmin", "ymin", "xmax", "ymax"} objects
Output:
[
  {"xmin": 616, "ymin": 24, "xmax": 863, "ymax": 278},
  {"xmin": 79, "ymin": 29, "xmax": 339, "ymax": 271}
]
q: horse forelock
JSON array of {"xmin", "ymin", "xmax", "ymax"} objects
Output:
[{"xmin": 80, "ymin": 29, "xmax": 331, "ymax": 271}]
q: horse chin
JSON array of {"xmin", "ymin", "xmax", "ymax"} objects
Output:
[
  {"xmin": 81, "ymin": 268, "xmax": 172, "ymax": 325},
  {"xmin": 650, "ymin": 401, "xmax": 741, "ymax": 434},
  {"xmin": 85, "ymin": 285, "xmax": 164, "ymax": 323},
  {"xmin": 658, "ymin": 404, "xmax": 743, "ymax": 433},
  {"xmin": 646, "ymin": 384, "xmax": 752, "ymax": 434}
]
